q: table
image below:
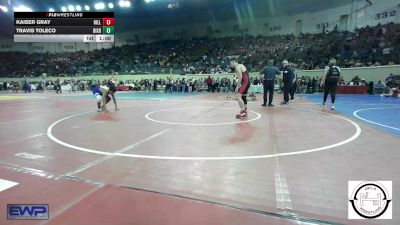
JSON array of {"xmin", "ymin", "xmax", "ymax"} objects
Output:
[
  {"xmin": 336, "ymin": 85, "xmax": 367, "ymax": 94},
  {"xmin": 116, "ymin": 85, "xmax": 131, "ymax": 91}
]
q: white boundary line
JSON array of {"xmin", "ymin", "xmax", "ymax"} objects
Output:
[
  {"xmin": 0, "ymin": 178, "xmax": 18, "ymax": 192},
  {"xmin": 47, "ymin": 111, "xmax": 112, "ymax": 156},
  {"xmin": 145, "ymin": 107, "xmax": 262, "ymax": 126},
  {"xmin": 21, "ymin": 110, "xmax": 38, "ymax": 113},
  {"xmin": 47, "ymin": 106, "xmax": 362, "ymax": 160},
  {"xmin": 353, "ymin": 107, "xmax": 400, "ymax": 131},
  {"xmin": 274, "ymin": 160, "xmax": 292, "ymax": 210},
  {"xmin": 65, "ymin": 128, "xmax": 171, "ymax": 176}
]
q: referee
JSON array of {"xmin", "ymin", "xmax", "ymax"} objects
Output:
[
  {"xmin": 281, "ymin": 60, "xmax": 295, "ymax": 105},
  {"xmin": 260, "ymin": 60, "xmax": 281, "ymax": 106},
  {"xmin": 289, "ymin": 65, "xmax": 298, "ymax": 100}
]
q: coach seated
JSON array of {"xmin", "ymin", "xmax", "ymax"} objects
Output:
[
  {"xmin": 381, "ymin": 85, "xmax": 400, "ymax": 98},
  {"xmin": 350, "ymin": 76, "xmax": 361, "ymax": 85},
  {"xmin": 385, "ymin": 73, "xmax": 397, "ymax": 88},
  {"xmin": 373, "ymin": 80, "xmax": 387, "ymax": 94}
]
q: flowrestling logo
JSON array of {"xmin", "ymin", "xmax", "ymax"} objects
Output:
[{"xmin": 348, "ymin": 181, "xmax": 392, "ymax": 219}]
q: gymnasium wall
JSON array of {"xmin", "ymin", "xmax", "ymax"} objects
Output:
[{"xmin": 1, "ymin": 65, "xmax": 398, "ymax": 83}]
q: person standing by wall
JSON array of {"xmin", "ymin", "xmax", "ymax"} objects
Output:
[
  {"xmin": 281, "ymin": 60, "xmax": 295, "ymax": 105},
  {"xmin": 165, "ymin": 77, "xmax": 172, "ymax": 93},
  {"xmin": 290, "ymin": 65, "xmax": 298, "ymax": 100},
  {"xmin": 56, "ymin": 78, "xmax": 62, "ymax": 94},
  {"xmin": 260, "ymin": 59, "xmax": 281, "ymax": 107},
  {"xmin": 206, "ymin": 76, "xmax": 213, "ymax": 92},
  {"xmin": 153, "ymin": 79, "xmax": 157, "ymax": 91},
  {"xmin": 232, "ymin": 77, "xmax": 237, "ymax": 92}
]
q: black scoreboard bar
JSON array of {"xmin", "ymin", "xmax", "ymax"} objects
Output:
[
  {"xmin": 14, "ymin": 12, "xmax": 114, "ymax": 18},
  {"xmin": 14, "ymin": 12, "xmax": 114, "ymax": 43},
  {"xmin": 15, "ymin": 19, "xmax": 109, "ymax": 26}
]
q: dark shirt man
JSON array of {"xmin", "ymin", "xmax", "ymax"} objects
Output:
[
  {"xmin": 260, "ymin": 60, "xmax": 281, "ymax": 106},
  {"xmin": 56, "ymin": 78, "xmax": 62, "ymax": 94},
  {"xmin": 385, "ymin": 73, "xmax": 396, "ymax": 88},
  {"xmin": 153, "ymin": 79, "xmax": 157, "ymax": 91},
  {"xmin": 206, "ymin": 76, "xmax": 213, "ymax": 92},
  {"xmin": 281, "ymin": 60, "xmax": 295, "ymax": 104},
  {"xmin": 374, "ymin": 80, "xmax": 386, "ymax": 94},
  {"xmin": 323, "ymin": 58, "xmax": 341, "ymax": 110},
  {"xmin": 351, "ymin": 76, "xmax": 361, "ymax": 85},
  {"xmin": 290, "ymin": 68, "xmax": 298, "ymax": 100}
]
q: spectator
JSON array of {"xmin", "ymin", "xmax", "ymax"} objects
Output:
[
  {"xmin": 385, "ymin": 73, "xmax": 397, "ymax": 88},
  {"xmin": 351, "ymin": 76, "xmax": 361, "ymax": 85},
  {"xmin": 374, "ymin": 80, "xmax": 387, "ymax": 94}
]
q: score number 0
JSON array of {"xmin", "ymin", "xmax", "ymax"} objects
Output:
[{"xmin": 103, "ymin": 18, "xmax": 114, "ymax": 26}]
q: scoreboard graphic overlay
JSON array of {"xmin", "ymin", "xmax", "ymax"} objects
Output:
[{"xmin": 14, "ymin": 12, "xmax": 114, "ymax": 43}]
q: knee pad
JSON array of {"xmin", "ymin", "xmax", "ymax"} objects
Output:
[
  {"xmin": 241, "ymin": 96, "xmax": 247, "ymax": 105},
  {"xmin": 95, "ymin": 94, "xmax": 102, "ymax": 103}
]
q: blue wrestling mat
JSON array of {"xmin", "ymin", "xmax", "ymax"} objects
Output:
[{"xmin": 303, "ymin": 94, "xmax": 400, "ymax": 137}]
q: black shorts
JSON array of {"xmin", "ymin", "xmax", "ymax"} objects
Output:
[{"xmin": 324, "ymin": 84, "xmax": 337, "ymax": 94}]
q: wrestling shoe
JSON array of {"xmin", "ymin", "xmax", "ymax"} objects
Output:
[
  {"xmin": 236, "ymin": 110, "xmax": 248, "ymax": 119},
  {"xmin": 330, "ymin": 105, "xmax": 335, "ymax": 110},
  {"xmin": 100, "ymin": 107, "xmax": 109, "ymax": 112}
]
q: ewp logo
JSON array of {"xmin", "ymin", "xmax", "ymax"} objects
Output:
[{"xmin": 7, "ymin": 204, "xmax": 49, "ymax": 220}]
